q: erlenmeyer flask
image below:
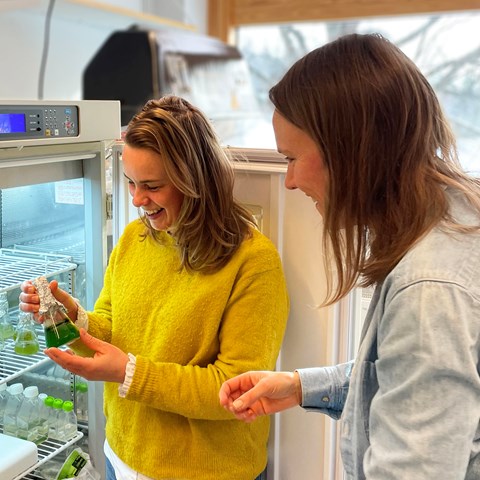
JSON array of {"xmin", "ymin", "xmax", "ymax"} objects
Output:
[
  {"xmin": 14, "ymin": 311, "xmax": 40, "ymax": 355},
  {"xmin": 0, "ymin": 291, "xmax": 15, "ymax": 341},
  {"xmin": 33, "ymin": 276, "xmax": 80, "ymax": 349}
]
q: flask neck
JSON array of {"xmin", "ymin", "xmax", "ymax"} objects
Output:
[{"xmin": 43, "ymin": 305, "xmax": 70, "ymax": 327}]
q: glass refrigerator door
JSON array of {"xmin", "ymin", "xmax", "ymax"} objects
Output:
[{"xmin": 0, "ymin": 142, "xmax": 109, "ymax": 479}]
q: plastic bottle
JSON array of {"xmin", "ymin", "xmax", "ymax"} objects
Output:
[
  {"xmin": 37, "ymin": 393, "xmax": 50, "ymax": 443},
  {"xmin": 3, "ymin": 383, "xmax": 24, "ymax": 437},
  {"xmin": 16, "ymin": 385, "xmax": 45, "ymax": 443},
  {"xmin": 0, "ymin": 383, "xmax": 9, "ymax": 421},
  {"xmin": 59, "ymin": 401, "xmax": 77, "ymax": 441},
  {"xmin": 50, "ymin": 398, "xmax": 64, "ymax": 439},
  {"xmin": 75, "ymin": 381, "xmax": 88, "ymax": 422},
  {"xmin": 43, "ymin": 395, "xmax": 56, "ymax": 438},
  {"xmin": 14, "ymin": 311, "xmax": 40, "ymax": 355}
]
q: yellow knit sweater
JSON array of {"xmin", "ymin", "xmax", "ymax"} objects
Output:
[{"xmin": 87, "ymin": 220, "xmax": 289, "ymax": 480}]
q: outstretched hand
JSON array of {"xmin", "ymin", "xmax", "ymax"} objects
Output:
[
  {"xmin": 219, "ymin": 370, "xmax": 303, "ymax": 422},
  {"xmin": 44, "ymin": 328, "xmax": 129, "ymax": 383}
]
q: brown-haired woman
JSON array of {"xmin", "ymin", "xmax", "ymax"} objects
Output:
[{"xmin": 220, "ymin": 33, "xmax": 480, "ymax": 479}]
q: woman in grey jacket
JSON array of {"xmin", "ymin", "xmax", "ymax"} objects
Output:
[{"xmin": 219, "ymin": 33, "xmax": 480, "ymax": 480}]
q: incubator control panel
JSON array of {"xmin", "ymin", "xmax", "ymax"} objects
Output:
[{"xmin": 0, "ymin": 105, "xmax": 79, "ymax": 140}]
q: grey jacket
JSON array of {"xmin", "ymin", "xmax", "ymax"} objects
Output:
[{"xmin": 298, "ymin": 189, "xmax": 480, "ymax": 479}]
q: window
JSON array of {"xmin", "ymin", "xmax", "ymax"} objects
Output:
[{"xmin": 237, "ymin": 12, "xmax": 480, "ymax": 173}]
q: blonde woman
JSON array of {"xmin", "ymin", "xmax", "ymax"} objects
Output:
[{"xmin": 21, "ymin": 96, "xmax": 289, "ymax": 480}]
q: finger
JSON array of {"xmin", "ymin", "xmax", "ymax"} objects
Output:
[
  {"xmin": 78, "ymin": 328, "xmax": 102, "ymax": 351},
  {"xmin": 231, "ymin": 407, "xmax": 258, "ymax": 423},
  {"xmin": 219, "ymin": 381, "xmax": 233, "ymax": 406},
  {"xmin": 231, "ymin": 383, "xmax": 267, "ymax": 413},
  {"xmin": 44, "ymin": 347, "xmax": 90, "ymax": 375},
  {"xmin": 20, "ymin": 281, "xmax": 36, "ymax": 294},
  {"xmin": 49, "ymin": 281, "xmax": 75, "ymax": 308}
]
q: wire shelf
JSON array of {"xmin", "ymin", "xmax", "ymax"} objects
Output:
[
  {"xmin": 0, "ymin": 330, "xmax": 50, "ymax": 384},
  {"xmin": 0, "ymin": 248, "xmax": 77, "ymax": 293},
  {"xmin": 13, "ymin": 432, "xmax": 84, "ymax": 480}
]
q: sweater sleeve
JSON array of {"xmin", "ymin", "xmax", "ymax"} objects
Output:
[
  {"xmin": 84, "ymin": 252, "xmax": 115, "ymax": 343},
  {"xmin": 124, "ymin": 240, "xmax": 289, "ymax": 420}
]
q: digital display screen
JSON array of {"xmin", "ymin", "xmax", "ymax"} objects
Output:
[{"xmin": 0, "ymin": 113, "xmax": 26, "ymax": 134}]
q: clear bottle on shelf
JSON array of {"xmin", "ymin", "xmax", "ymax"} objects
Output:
[
  {"xmin": 0, "ymin": 382, "xmax": 9, "ymax": 420},
  {"xmin": 14, "ymin": 311, "xmax": 40, "ymax": 356},
  {"xmin": 59, "ymin": 400, "xmax": 78, "ymax": 441},
  {"xmin": 16, "ymin": 385, "xmax": 47, "ymax": 444},
  {"xmin": 37, "ymin": 393, "xmax": 51, "ymax": 443},
  {"xmin": 43, "ymin": 395, "xmax": 56, "ymax": 437},
  {"xmin": 50, "ymin": 397, "xmax": 64, "ymax": 439},
  {"xmin": 75, "ymin": 381, "xmax": 88, "ymax": 422},
  {"xmin": 0, "ymin": 291, "xmax": 15, "ymax": 341},
  {"xmin": 3, "ymin": 382, "xmax": 24, "ymax": 438}
]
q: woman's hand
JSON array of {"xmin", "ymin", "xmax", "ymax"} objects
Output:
[
  {"xmin": 219, "ymin": 370, "xmax": 303, "ymax": 422},
  {"xmin": 19, "ymin": 280, "xmax": 78, "ymax": 323},
  {"xmin": 44, "ymin": 328, "xmax": 129, "ymax": 383}
]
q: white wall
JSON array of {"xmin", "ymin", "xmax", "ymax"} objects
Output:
[{"xmin": 0, "ymin": 0, "xmax": 207, "ymax": 100}]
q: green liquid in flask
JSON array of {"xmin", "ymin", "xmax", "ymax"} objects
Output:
[
  {"xmin": 0, "ymin": 322, "xmax": 15, "ymax": 340},
  {"xmin": 44, "ymin": 319, "xmax": 80, "ymax": 348},
  {"xmin": 14, "ymin": 339, "xmax": 40, "ymax": 355}
]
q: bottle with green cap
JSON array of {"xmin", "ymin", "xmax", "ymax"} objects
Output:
[
  {"xmin": 59, "ymin": 400, "xmax": 78, "ymax": 441},
  {"xmin": 37, "ymin": 393, "xmax": 50, "ymax": 443},
  {"xmin": 43, "ymin": 395, "xmax": 56, "ymax": 438},
  {"xmin": 51, "ymin": 397, "xmax": 64, "ymax": 439},
  {"xmin": 75, "ymin": 381, "xmax": 88, "ymax": 421}
]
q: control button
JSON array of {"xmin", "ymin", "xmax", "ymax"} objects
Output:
[{"xmin": 45, "ymin": 129, "xmax": 51, "ymax": 137}]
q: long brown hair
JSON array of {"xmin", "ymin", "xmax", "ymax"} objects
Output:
[
  {"xmin": 125, "ymin": 95, "xmax": 255, "ymax": 273},
  {"xmin": 270, "ymin": 33, "xmax": 480, "ymax": 304}
]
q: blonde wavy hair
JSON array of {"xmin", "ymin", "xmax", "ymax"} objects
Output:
[{"xmin": 124, "ymin": 95, "xmax": 255, "ymax": 273}]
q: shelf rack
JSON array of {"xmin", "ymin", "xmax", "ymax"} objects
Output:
[
  {"xmin": 15, "ymin": 432, "xmax": 84, "ymax": 480},
  {"xmin": 0, "ymin": 247, "xmax": 81, "ymax": 479},
  {"xmin": 0, "ymin": 248, "xmax": 77, "ymax": 293}
]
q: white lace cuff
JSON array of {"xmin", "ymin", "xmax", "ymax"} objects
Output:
[{"xmin": 118, "ymin": 353, "xmax": 136, "ymax": 398}]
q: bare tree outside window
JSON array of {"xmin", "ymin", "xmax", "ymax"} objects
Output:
[{"xmin": 237, "ymin": 13, "xmax": 480, "ymax": 173}]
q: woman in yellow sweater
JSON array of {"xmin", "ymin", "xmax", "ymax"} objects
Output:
[{"xmin": 19, "ymin": 96, "xmax": 289, "ymax": 480}]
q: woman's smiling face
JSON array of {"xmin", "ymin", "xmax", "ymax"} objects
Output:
[
  {"xmin": 273, "ymin": 110, "xmax": 328, "ymax": 216},
  {"xmin": 122, "ymin": 144, "xmax": 184, "ymax": 231}
]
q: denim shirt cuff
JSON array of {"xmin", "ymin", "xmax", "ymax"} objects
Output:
[{"xmin": 296, "ymin": 362, "xmax": 353, "ymax": 419}]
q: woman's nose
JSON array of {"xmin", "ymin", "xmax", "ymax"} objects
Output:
[
  {"xmin": 284, "ymin": 165, "xmax": 297, "ymax": 190},
  {"xmin": 132, "ymin": 189, "xmax": 148, "ymax": 208}
]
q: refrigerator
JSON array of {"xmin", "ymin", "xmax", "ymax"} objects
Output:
[
  {"xmin": 0, "ymin": 100, "xmax": 120, "ymax": 479},
  {"xmin": 111, "ymin": 143, "xmax": 368, "ymax": 480}
]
